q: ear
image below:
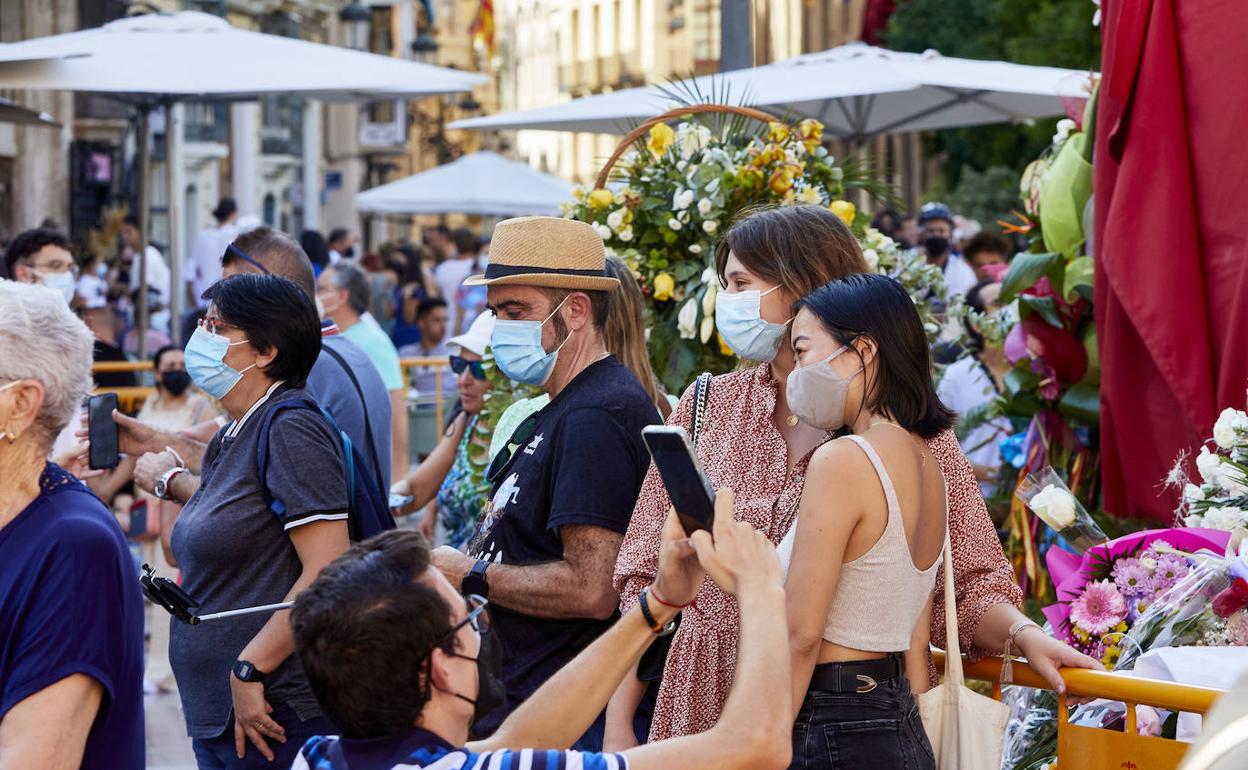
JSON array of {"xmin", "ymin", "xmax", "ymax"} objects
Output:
[
  {"xmin": 427, "ymin": 647, "xmax": 455, "ymax": 695},
  {"xmin": 12, "ymin": 264, "xmax": 33, "ymax": 283},
  {"xmin": 1, "ymin": 380, "xmax": 46, "ymax": 438},
  {"xmin": 563, "ymin": 291, "xmax": 593, "ymax": 332},
  {"xmin": 252, "ymin": 344, "xmax": 279, "ymax": 373},
  {"xmin": 854, "ymin": 335, "xmax": 879, "ymax": 367}
]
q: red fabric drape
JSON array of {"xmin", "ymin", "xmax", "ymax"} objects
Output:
[
  {"xmin": 860, "ymin": 0, "xmax": 896, "ymax": 46},
  {"xmin": 1094, "ymin": 0, "xmax": 1248, "ymax": 520}
]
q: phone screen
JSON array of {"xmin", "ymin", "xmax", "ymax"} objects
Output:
[
  {"xmin": 87, "ymin": 393, "xmax": 120, "ymax": 470},
  {"xmin": 642, "ymin": 426, "xmax": 715, "ymax": 533}
]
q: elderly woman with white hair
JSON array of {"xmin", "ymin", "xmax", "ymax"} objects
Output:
[{"xmin": 0, "ymin": 281, "xmax": 145, "ymax": 770}]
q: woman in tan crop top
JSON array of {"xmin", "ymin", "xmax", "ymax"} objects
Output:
[{"xmin": 780, "ymin": 273, "xmax": 954, "ymax": 770}]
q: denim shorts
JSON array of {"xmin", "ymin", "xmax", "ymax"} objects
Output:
[{"xmin": 789, "ymin": 662, "xmax": 935, "ymax": 770}]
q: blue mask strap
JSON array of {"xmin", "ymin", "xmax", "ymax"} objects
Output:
[{"xmin": 227, "ymin": 244, "xmax": 270, "ymax": 274}]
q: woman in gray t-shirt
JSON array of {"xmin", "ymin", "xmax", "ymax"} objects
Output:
[{"xmin": 158, "ymin": 274, "xmax": 351, "ymax": 769}]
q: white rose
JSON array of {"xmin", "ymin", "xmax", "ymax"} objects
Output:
[
  {"xmin": 673, "ymin": 189, "xmax": 695, "ymax": 211},
  {"xmin": 698, "ymin": 198, "xmax": 713, "ymax": 216},
  {"xmin": 689, "ymin": 243, "xmax": 703, "ymax": 255},
  {"xmin": 676, "ymin": 160, "xmax": 688, "ymax": 172},
  {"xmin": 862, "ymin": 248, "xmax": 880, "ymax": 271},
  {"xmin": 1184, "ymin": 483, "xmax": 1206, "ymax": 503},
  {"xmin": 703, "ymin": 220, "xmax": 718, "ymax": 234},
  {"xmin": 591, "ymin": 223, "xmax": 611, "ymax": 240},
  {"xmin": 1028, "ymin": 484, "xmax": 1078, "ymax": 530},
  {"xmin": 1185, "ymin": 513, "xmax": 1205, "ymax": 528},
  {"xmin": 606, "ymin": 208, "xmax": 627, "ymax": 232},
  {"xmin": 1213, "ymin": 408, "xmax": 1248, "ymax": 449},
  {"xmin": 618, "ymin": 227, "xmax": 634, "ymax": 242},
  {"xmin": 1196, "ymin": 446, "xmax": 1224, "ymax": 485},
  {"xmin": 1203, "ymin": 506, "xmax": 1247, "ymax": 531},
  {"xmin": 677, "ymin": 298, "xmax": 698, "ymax": 340}
]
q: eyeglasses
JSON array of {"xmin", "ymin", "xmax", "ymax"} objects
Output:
[
  {"xmin": 198, "ymin": 316, "xmax": 240, "ymax": 335},
  {"xmin": 486, "ymin": 411, "xmax": 541, "ymax": 484},
  {"xmin": 32, "ymin": 262, "xmax": 78, "ymax": 278},
  {"xmin": 445, "ymin": 594, "xmax": 491, "ymax": 640},
  {"xmin": 449, "ymin": 355, "xmax": 487, "ymax": 381}
]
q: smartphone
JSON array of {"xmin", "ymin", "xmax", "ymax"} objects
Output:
[
  {"xmin": 641, "ymin": 425, "xmax": 715, "ymax": 534},
  {"xmin": 87, "ymin": 393, "xmax": 120, "ymax": 470},
  {"xmin": 127, "ymin": 499, "xmax": 148, "ymax": 539},
  {"xmin": 389, "ymin": 493, "xmax": 414, "ymax": 510}
]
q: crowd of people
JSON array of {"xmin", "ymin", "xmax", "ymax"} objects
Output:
[{"xmin": 0, "ymin": 197, "xmax": 1102, "ymax": 770}]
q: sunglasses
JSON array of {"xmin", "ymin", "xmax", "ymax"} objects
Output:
[
  {"xmin": 487, "ymin": 411, "xmax": 541, "ymax": 484},
  {"xmin": 449, "ymin": 355, "xmax": 487, "ymax": 381}
]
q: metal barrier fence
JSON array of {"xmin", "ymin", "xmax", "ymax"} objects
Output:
[{"xmin": 933, "ymin": 651, "xmax": 1224, "ymax": 769}]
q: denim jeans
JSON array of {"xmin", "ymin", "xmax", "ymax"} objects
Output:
[
  {"xmin": 789, "ymin": 665, "xmax": 935, "ymax": 770},
  {"xmin": 191, "ymin": 702, "xmax": 335, "ymax": 770}
]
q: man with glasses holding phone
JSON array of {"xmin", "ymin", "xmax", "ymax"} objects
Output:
[
  {"xmin": 291, "ymin": 495, "xmax": 793, "ymax": 770},
  {"xmin": 428, "ymin": 217, "xmax": 660, "ymax": 749}
]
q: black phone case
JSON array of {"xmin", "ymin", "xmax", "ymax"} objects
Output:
[{"xmin": 87, "ymin": 394, "xmax": 120, "ymax": 470}]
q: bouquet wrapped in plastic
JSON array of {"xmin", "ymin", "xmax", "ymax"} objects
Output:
[{"xmin": 1017, "ymin": 467, "xmax": 1108, "ymax": 555}]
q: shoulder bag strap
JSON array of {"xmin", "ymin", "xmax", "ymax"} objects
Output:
[
  {"xmin": 321, "ymin": 343, "xmax": 388, "ymax": 493},
  {"xmin": 690, "ymin": 372, "xmax": 713, "ymax": 446}
]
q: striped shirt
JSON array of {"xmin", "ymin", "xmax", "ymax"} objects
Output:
[{"xmin": 294, "ymin": 730, "xmax": 629, "ymax": 770}]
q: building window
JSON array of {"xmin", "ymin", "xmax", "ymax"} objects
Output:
[{"xmin": 693, "ymin": 0, "xmax": 719, "ymax": 72}]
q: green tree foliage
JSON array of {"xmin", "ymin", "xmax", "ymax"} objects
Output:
[{"xmin": 885, "ymin": 0, "xmax": 1101, "ymax": 190}]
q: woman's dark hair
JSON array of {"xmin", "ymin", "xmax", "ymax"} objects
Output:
[
  {"xmin": 152, "ymin": 344, "xmax": 180, "ymax": 371},
  {"xmin": 963, "ymin": 279, "xmax": 1000, "ymax": 353},
  {"xmin": 395, "ymin": 244, "xmax": 430, "ymax": 294},
  {"xmin": 797, "ymin": 273, "xmax": 955, "ymax": 439},
  {"xmin": 300, "ymin": 230, "xmax": 330, "ymax": 269},
  {"xmin": 203, "ymin": 274, "xmax": 321, "ymax": 388},
  {"xmin": 715, "ymin": 205, "xmax": 870, "ymax": 298},
  {"xmin": 291, "ymin": 530, "xmax": 455, "ymax": 738}
]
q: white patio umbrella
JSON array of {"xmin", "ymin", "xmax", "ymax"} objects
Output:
[
  {"xmin": 451, "ymin": 42, "xmax": 1093, "ymax": 140},
  {"xmin": 0, "ymin": 11, "xmax": 487, "ymax": 349},
  {"xmin": 357, "ymin": 152, "xmax": 574, "ymax": 217},
  {"xmin": 0, "ymin": 97, "xmax": 60, "ymax": 127}
]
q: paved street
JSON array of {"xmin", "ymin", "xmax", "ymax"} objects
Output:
[{"xmin": 146, "ymin": 692, "xmax": 195, "ymax": 770}]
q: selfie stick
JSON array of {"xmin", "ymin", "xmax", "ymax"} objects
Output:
[{"xmin": 191, "ymin": 602, "xmax": 295, "ymax": 624}]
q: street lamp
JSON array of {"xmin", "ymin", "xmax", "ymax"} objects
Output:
[
  {"xmin": 339, "ymin": 1, "xmax": 371, "ymax": 51},
  {"xmin": 411, "ymin": 32, "xmax": 439, "ymax": 64}
]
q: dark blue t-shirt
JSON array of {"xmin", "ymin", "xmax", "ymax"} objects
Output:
[
  {"xmin": 0, "ymin": 463, "xmax": 144, "ymax": 770},
  {"xmin": 468, "ymin": 357, "xmax": 660, "ymax": 734}
]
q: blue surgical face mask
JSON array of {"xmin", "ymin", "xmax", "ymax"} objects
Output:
[
  {"xmin": 184, "ymin": 325, "xmax": 254, "ymax": 399},
  {"xmin": 490, "ymin": 296, "xmax": 572, "ymax": 386},
  {"xmin": 35, "ymin": 269, "xmax": 76, "ymax": 304},
  {"xmin": 714, "ymin": 285, "xmax": 790, "ymax": 362}
]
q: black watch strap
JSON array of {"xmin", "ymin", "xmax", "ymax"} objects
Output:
[
  {"xmin": 461, "ymin": 559, "xmax": 490, "ymax": 598},
  {"xmin": 233, "ymin": 659, "xmax": 267, "ymax": 683}
]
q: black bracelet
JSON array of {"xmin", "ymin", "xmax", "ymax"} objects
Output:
[{"xmin": 639, "ymin": 588, "xmax": 678, "ymax": 636}]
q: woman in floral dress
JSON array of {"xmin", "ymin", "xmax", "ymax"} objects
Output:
[{"xmin": 606, "ymin": 205, "xmax": 1101, "ymax": 747}]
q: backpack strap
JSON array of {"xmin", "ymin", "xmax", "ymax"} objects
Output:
[
  {"xmin": 320, "ymin": 342, "xmax": 388, "ymax": 493},
  {"xmin": 255, "ymin": 394, "xmax": 355, "ymax": 519}
]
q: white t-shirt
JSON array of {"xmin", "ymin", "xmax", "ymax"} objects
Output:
[
  {"xmin": 128, "ymin": 244, "xmax": 171, "ymax": 302},
  {"xmin": 188, "ymin": 223, "xmax": 240, "ymax": 306},
  {"xmin": 76, "ymin": 272, "xmax": 108, "ymax": 309},
  {"xmin": 942, "ymin": 254, "xmax": 979, "ymax": 302},
  {"xmin": 937, "ymin": 355, "xmax": 1012, "ymax": 496},
  {"xmin": 433, "ymin": 257, "xmax": 477, "ymax": 335}
]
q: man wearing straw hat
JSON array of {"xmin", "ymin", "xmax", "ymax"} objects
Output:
[{"xmin": 431, "ymin": 216, "xmax": 661, "ymax": 749}]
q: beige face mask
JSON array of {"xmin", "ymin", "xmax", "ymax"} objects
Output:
[{"xmin": 786, "ymin": 345, "xmax": 862, "ymax": 430}]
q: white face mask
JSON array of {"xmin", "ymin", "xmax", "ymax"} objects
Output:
[
  {"xmin": 35, "ymin": 269, "xmax": 77, "ymax": 304},
  {"xmin": 714, "ymin": 285, "xmax": 790, "ymax": 362},
  {"xmin": 786, "ymin": 345, "xmax": 863, "ymax": 430}
]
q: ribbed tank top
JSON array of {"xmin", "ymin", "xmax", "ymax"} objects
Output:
[{"xmin": 776, "ymin": 434, "xmax": 946, "ymax": 652}]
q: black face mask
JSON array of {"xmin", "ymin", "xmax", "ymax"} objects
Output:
[
  {"xmin": 924, "ymin": 236, "xmax": 950, "ymax": 258},
  {"xmin": 160, "ymin": 369, "xmax": 192, "ymax": 396},
  {"xmin": 449, "ymin": 628, "xmax": 506, "ymax": 725},
  {"xmin": 342, "ymin": 246, "xmax": 356, "ymax": 259}
]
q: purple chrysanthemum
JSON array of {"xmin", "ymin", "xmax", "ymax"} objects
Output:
[{"xmin": 1112, "ymin": 558, "xmax": 1151, "ymax": 597}]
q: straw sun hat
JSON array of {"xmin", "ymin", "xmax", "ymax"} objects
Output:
[{"xmin": 463, "ymin": 216, "xmax": 621, "ymax": 292}]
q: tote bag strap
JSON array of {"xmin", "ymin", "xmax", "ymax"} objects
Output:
[{"xmin": 938, "ymin": 519, "xmax": 964, "ymax": 687}]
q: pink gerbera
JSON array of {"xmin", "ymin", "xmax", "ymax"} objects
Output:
[{"xmin": 1070, "ymin": 580, "xmax": 1128, "ymax": 636}]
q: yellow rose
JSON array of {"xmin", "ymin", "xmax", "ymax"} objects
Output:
[
  {"xmin": 829, "ymin": 199, "xmax": 856, "ymax": 225},
  {"xmin": 652, "ymin": 272, "xmax": 675, "ymax": 301},
  {"xmin": 717, "ymin": 332, "xmax": 735, "ymax": 357},
  {"xmin": 759, "ymin": 143, "xmax": 784, "ymax": 166},
  {"xmin": 647, "ymin": 123, "xmax": 676, "ymax": 157},
  {"xmin": 768, "ymin": 163, "xmax": 802, "ymax": 196},
  {"xmin": 798, "ymin": 118, "xmax": 823, "ymax": 152},
  {"xmin": 736, "ymin": 166, "xmax": 764, "ymax": 191},
  {"xmin": 587, "ymin": 188, "xmax": 614, "ymax": 210},
  {"xmin": 767, "ymin": 121, "xmax": 791, "ymax": 145}
]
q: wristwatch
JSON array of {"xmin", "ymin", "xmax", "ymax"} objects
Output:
[
  {"xmin": 461, "ymin": 559, "xmax": 491, "ymax": 599},
  {"xmin": 154, "ymin": 466, "xmax": 187, "ymax": 501},
  {"xmin": 233, "ymin": 659, "xmax": 267, "ymax": 683}
]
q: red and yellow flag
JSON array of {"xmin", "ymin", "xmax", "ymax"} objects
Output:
[{"xmin": 471, "ymin": 0, "xmax": 495, "ymax": 58}]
